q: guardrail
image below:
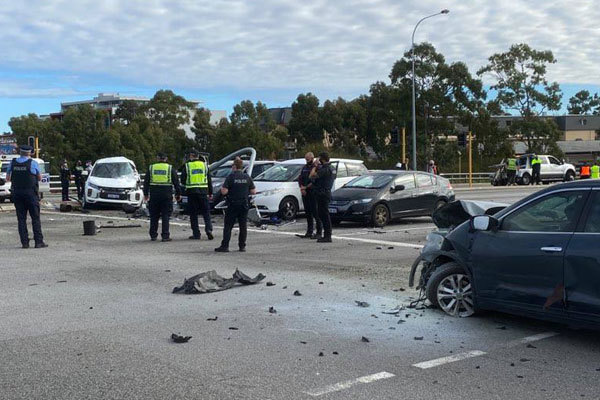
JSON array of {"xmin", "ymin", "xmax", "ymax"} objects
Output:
[{"xmin": 439, "ymin": 172, "xmax": 493, "ymax": 184}]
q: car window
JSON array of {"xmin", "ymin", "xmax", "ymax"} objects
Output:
[
  {"xmin": 347, "ymin": 163, "xmax": 366, "ymax": 176},
  {"xmin": 336, "ymin": 162, "xmax": 348, "ymax": 178},
  {"xmin": 540, "ymin": 157, "xmax": 549, "ymax": 164},
  {"xmin": 518, "ymin": 156, "xmax": 528, "ymax": 167},
  {"xmin": 584, "ymin": 193, "xmax": 600, "ymax": 233},
  {"xmin": 92, "ymin": 162, "xmax": 135, "ymax": 179},
  {"xmin": 502, "ymin": 191, "xmax": 588, "ymax": 232},
  {"xmin": 330, "ymin": 162, "xmax": 338, "ymax": 178},
  {"xmin": 416, "ymin": 173, "xmax": 434, "ymax": 187},
  {"xmin": 394, "ymin": 174, "xmax": 416, "ymax": 190},
  {"xmin": 549, "ymin": 156, "xmax": 561, "ymax": 165}
]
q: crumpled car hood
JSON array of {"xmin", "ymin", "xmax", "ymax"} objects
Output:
[{"xmin": 432, "ymin": 200, "xmax": 508, "ymax": 229}]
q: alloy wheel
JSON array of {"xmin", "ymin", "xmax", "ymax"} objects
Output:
[
  {"xmin": 374, "ymin": 205, "xmax": 388, "ymax": 226},
  {"xmin": 436, "ymin": 273, "xmax": 475, "ymax": 317}
]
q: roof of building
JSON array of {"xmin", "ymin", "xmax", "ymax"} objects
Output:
[
  {"xmin": 555, "ymin": 115, "xmax": 600, "ymax": 131},
  {"xmin": 557, "ymin": 140, "xmax": 600, "ymax": 154}
]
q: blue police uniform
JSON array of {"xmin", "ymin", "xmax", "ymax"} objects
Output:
[{"xmin": 7, "ymin": 149, "xmax": 45, "ymax": 248}]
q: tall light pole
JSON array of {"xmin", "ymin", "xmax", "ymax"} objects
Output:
[{"xmin": 411, "ymin": 9, "xmax": 449, "ymax": 170}]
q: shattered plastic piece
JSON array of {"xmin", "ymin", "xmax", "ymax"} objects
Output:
[
  {"xmin": 397, "ymin": 320, "xmax": 406, "ymax": 324},
  {"xmin": 57, "ymin": 280, "xmax": 67, "ymax": 283},
  {"xmin": 414, "ymin": 336, "xmax": 424, "ymax": 341},
  {"xmin": 207, "ymin": 316, "xmax": 218, "ymax": 321},
  {"xmin": 282, "ymin": 286, "xmax": 288, "ymax": 289},
  {"xmin": 332, "ymin": 351, "xmax": 339, "ymax": 355},
  {"xmin": 269, "ymin": 306, "xmax": 277, "ymax": 314},
  {"xmin": 376, "ymin": 246, "xmax": 383, "ymax": 250},
  {"xmin": 293, "ymin": 290, "xmax": 302, "ymax": 296},
  {"xmin": 526, "ymin": 344, "xmax": 537, "ymax": 349},
  {"xmin": 361, "ymin": 336, "xmax": 370, "ymax": 343},
  {"xmin": 172, "ymin": 269, "xmax": 266, "ymax": 294},
  {"xmin": 382, "ymin": 307, "xmax": 404, "ymax": 315},
  {"xmin": 300, "ymin": 341, "xmax": 307, "ymax": 344},
  {"xmin": 496, "ymin": 326, "xmax": 507, "ymax": 330},
  {"xmin": 171, "ymin": 333, "xmax": 192, "ymax": 343},
  {"xmin": 355, "ymin": 301, "xmax": 370, "ymax": 308},
  {"xmin": 520, "ymin": 358, "xmax": 531, "ymax": 362},
  {"xmin": 228, "ymin": 327, "xmax": 239, "ymax": 330},
  {"xmin": 388, "ymin": 246, "xmax": 394, "ymax": 250},
  {"xmin": 318, "ymin": 352, "xmax": 324, "ymax": 357},
  {"xmin": 266, "ymin": 282, "xmax": 276, "ymax": 287},
  {"xmin": 517, "ymin": 375, "xmax": 524, "ymax": 379},
  {"xmin": 319, "ymin": 282, "xmax": 324, "ymax": 284}
]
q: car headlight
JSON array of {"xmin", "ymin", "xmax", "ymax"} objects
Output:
[
  {"xmin": 87, "ymin": 183, "xmax": 100, "ymax": 190},
  {"xmin": 261, "ymin": 188, "xmax": 285, "ymax": 197},
  {"xmin": 350, "ymin": 198, "xmax": 372, "ymax": 205}
]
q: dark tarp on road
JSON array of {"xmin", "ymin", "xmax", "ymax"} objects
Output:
[{"xmin": 172, "ymin": 269, "xmax": 266, "ymax": 294}]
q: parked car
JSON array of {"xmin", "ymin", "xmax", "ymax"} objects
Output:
[
  {"xmin": 0, "ymin": 157, "xmax": 50, "ymax": 201},
  {"xmin": 83, "ymin": 156, "xmax": 143, "ymax": 208},
  {"xmin": 410, "ymin": 180, "xmax": 600, "ymax": 328},
  {"xmin": 329, "ymin": 171, "xmax": 455, "ymax": 227},
  {"xmin": 516, "ymin": 154, "xmax": 576, "ymax": 185},
  {"xmin": 253, "ymin": 158, "xmax": 368, "ymax": 219}
]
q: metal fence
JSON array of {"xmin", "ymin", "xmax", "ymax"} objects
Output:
[{"xmin": 439, "ymin": 172, "xmax": 493, "ymax": 184}]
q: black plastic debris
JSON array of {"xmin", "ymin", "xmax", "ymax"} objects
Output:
[
  {"xmin": 376, "ymin": 246, "xmax": 383, "ymax": 250},
  {"xmin": 388, "ymin": 246, "xmax": 394, "ymax": 250},
  {"xmin": 269, "ymin": 306, "xmax": 277, "ymax": 314},
  {"xmin": 318, "ymin": 282, "xmax": 324, "ymax": 284},
  {"xmin": 171, "ymin": 333, "xmax": 192, "ymax": 343},
  {"xmin": 300, "ymin": 341, "xmax": 307, "ymax": 344},
  {"xmin": 361, "ymin": 336, "xmax": 370, "ymax": 343},
  {"xmin": 172, "ymin": 269, "xmax": 266, "ymax": 294},
  {"xmin": 207, "ymin": 316, "xmax": 218, "ymax": 321},
  {"xmin": 526, "ymin": 344, "xmax": 537, "ymax": 349},
  {"xmin": 517, "ymin": 375, "xmax": 524, "ymax": 379},
  {"xmin": 332, "ymin": 351, "xmax": 339, "ymax": 355},
  {"xmin": 318, "ymin": 352, "xmax": 324, "ymax": 357},
  {"xmin": 397, "ymin": 320, "xmax": 406, "ymax": 324},
  {"xmin": 228, "ymin": 327, "xmax": 239, "ymax": 330},
  {"xmin": 520, "ymin": 358, "xmax": 531, "ymax": 362},
  {"xmin": 414, "ymin": 336, "xmax": 424, "ymax": 341},
  {"xmin": 496, "ymin": 326, "xmax": 507, "ymax": 330},
  {"xmin": 266, "ymin": 282, "xmax": 276, "ymax": 287},
  {"xmin": 293, "ymin": 290, "xmax": 302, "ymax": 296},
  {"xmin": 355, "ymin": 301, "xmax": 370, "ymax": 308}
]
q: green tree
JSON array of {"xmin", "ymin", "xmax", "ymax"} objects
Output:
[
  {"xmin": 191, "ymin": 107, "xmax": 216, "ymax": 155},
  {"xmin": 288, "ymin": 93, "xmax": 321, "ymax": 145},
  {"xmin": 567, "ymin": 90, "xmax": 599, "ymax": 115},
  {"xmin": 114, "ymin": 100, "xmax": 142, "ymax": 125},
  {"xmin": 478, "ymin": 43, "xmax": 562, "ymax": 153}
]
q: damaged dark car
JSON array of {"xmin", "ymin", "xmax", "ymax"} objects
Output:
[{"xmin": 409, "ymin": 181, "xmax": 600, "ymax": 328}]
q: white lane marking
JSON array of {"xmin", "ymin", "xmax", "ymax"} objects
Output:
[
  {"xmin": 412, "ymin": 350, "xmax": 487, "ymax": 369},
  {"xmin": 42, "ymin": 211, "xmax": 425, "ymax": 249},
  {"xmin": 412, "ymin": 331, "xmax": 558, "ymax": 370},
  {"xmin": 305, "ymin": 372, "xmax": 395, "ymax": 397}
]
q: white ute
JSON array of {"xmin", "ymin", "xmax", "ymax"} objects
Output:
[
  {"xmin": 83, "ymin": 156, "xmax": 143, "ymax": 208},
  {"xmin": 516, "ymin": 154, "xmax": 577, "ymax": 185}
]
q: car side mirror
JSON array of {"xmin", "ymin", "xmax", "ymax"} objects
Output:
[
  {"xmin": 391, "ymin": 184, "xmax": 405, "ymax": 193},
  {"xmin": 470, "ymin": 215, "xmax": 498, "ymax": 232}
]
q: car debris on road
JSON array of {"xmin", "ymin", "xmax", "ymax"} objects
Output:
[{"xmin": 172, "ymin": 269, "xmax": 266, "ymax": 294}]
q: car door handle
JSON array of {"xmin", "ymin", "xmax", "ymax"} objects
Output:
[{"xmin": 541, "ymin": 247, "xmax": 562, "ymax": 253}]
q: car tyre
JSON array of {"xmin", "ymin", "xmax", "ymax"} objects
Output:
[
  {"xmin": 426, "ymin": 262, "xmax": 476, "ymax": 318},
  {"xmin": 564, "ymin": 170, "xmax": 575, "ymax": 182},
  {"xmin": 278, "ymin": 197, "xmax": 298, "ymax": 220},
  {"xmin": 371, "ymin": 203, "xmax": 390, "ymax": 228},
  {"xmin": 520, "ymin": 173, "xmax": 531, "ymax": 186}
]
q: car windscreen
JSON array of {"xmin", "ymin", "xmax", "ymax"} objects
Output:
[
  {"xmin": 211, "ymin": 166, "xmax": 232, "ymax": 178},
  {"xmin": 91, "ymin": 162, "xmax": 134, "ymax": 179},
  {"xmin": 344, "ymin": 174, "xmax": 394, "ymax": 189},
  {"xmin": 255, "ymin": 164, "xmax": 303, "ymax": 182}
]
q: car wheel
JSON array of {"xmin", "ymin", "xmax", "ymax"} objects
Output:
[
  {"xmin": 564, "ymin": 170, "xmax": 575, "ymax": 182},
  {"xmin": 278, "ymin": 197, "xmax": 298, "ymax": 220},
  {"xmin": 520, "ymin": 173, "xmax": 531, "ymax": 186},
  {"xmin": 371, "ymin": 204, "xmax": 389, "ymax": 228},
  {"xmin": 426, "ymin": 262, "xmax": 476, "ymax": 318}
]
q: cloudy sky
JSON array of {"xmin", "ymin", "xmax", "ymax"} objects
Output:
[{"xmin": 1, "ymin": 0, "xmax": 600, "ymax": 131}]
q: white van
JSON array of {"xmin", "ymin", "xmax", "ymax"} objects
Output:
[
  {"xmin": 83, "ymin": 156, "xmax": 143, "ymax": 208},
  {"xmin": 253, "ymin": 158, "xmax": 368, "ymax": 219},
  {"xmin": 0, "ymin": 156, "xmax": 50, "ymax": 202}
]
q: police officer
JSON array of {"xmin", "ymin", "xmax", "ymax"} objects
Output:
[
  {"xmin": 180, "ymin": 150, "xmax": 214, "ymax": 240},
  {"xmin": 60, "ymin": 160, "xmax": 71, "ymax": 201},
  {"xmin": 6, "ymin": 145, "xmax": 47, "ymax": 249},
  {"xmin": 298, "ymin": 152, "xmax": 322, "ymax": 239},
  {"xmin": 506, "ymin": 155, "xmax": 517, "ymax": 186},
  {"xmin": 591, "ymin": 161, "xmax": 600, "ymax": 179},
  {"xmin": 530, "ymin": 154, "xmax": 541, "ymax": 185},
  {"xmin": 143, "ymin": 152, "xmax": 181, "ymax": 242},
  {"xmin": 309, "ymin": 152, "xmax": 334, "ymax": 243},
  {"xmin": 215, "ymin": 157, "xmax": 256, "ymax": 252},
  {"xmin": 72, "ymin": 160, "xmax": 85, "ymax": 200}
]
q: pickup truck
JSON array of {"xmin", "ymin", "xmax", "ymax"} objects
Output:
[{"xmin": 516, "ymin": 154, "xmax": 576, "ymax": 185}]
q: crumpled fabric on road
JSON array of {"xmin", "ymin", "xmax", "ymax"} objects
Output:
[{"xmin": 172, "ymin": 269, "xmax": 266, "ymax": 294}]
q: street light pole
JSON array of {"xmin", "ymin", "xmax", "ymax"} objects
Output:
[{"xmin": 411, "ymin": 9, "xmax": 449, "ymax": 170}]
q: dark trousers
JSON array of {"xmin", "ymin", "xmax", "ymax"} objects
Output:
[
  {"xmin": 302, "ymin": 191, "xmax": 322, "ymax": 235},
  {"xmin": 531, "ymin": 165, "xmax": 541, "ymax": 185},
  {"xmin": 75, "ymin": 178, "xmax": 84, "ymax": 200},
  {"xmin": 187, "ymin": 193, "xmax": 213, "ymax": 237},
  {"xmin": 61, "ymin": 180, "xmax": 70, "ymax": 201},
  {"xmin": 149, "ymin": 196, "xmax": 173, "ymax": 239},
  {"xmin": 13, "ymin": 190, "xmax": 43, "ymax": 245},
  {"xmin": 507, "ymin": 170, "xmax": 516, "ymax": 185},
  {"xmin": 316, "ymin": 193, "xmax": 332, "ymax": 239},
  {"xmin": 221, "ymin": 204, "xmax": 248, "ymax": 249}
]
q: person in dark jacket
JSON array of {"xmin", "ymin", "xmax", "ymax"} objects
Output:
[
  {"xmin": 215, "ymin": 157, "xmax": 256, "ymax": 252},
  {"xmin": 309, "ymin": 152, "xmax": 335, "ymax": 243},
  {"xmin": 60, "ymin": 160, "xmax": 71, "ymax": 201},
  {"xmin": 298, "ymin": 152, "xmax": 322, "ymax": 239},
  {"xmin": 6, "ymin": 146, "xmax": 47, "ymax": 248},
  {"xmin": 72, "ymin": 160, "xmax": 85, "ymax": 200},
  {"xmin": 180, "ymin": 150, "xmax": 214, "ymax": 240},
  {"xmin": 143, "ymin": 153, "xmax": 181, "ymax": 242}
]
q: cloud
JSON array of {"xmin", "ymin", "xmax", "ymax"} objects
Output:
[
  {"xmin": 1, "ymin": 0, "xmax": 599, "ymax": 99},
  {"xmin": 0, "ymin": 79, "xmax": 84, "ymax": 98}
]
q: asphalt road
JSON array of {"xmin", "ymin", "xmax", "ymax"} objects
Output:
[{"xmin": 1, "ymin": 185, "xmax": 598, "ymax": 400}]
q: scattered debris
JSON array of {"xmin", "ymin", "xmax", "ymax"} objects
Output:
[
  {"xmin": 382, "ymin": 306, "xmax": 404, "ymax": 315},
  {"xmin": 355, "ymin": 301, "xmax": 370, "ymax": 308},
  {"xmin": 300, "ymin": 341, "xmax": 307, "ymax": 344},
  {"xmin": 269, "ymin": 306, "xmax": 277, "ymax": 314},
  {"xmin": 510, "ymin": 363, "xmax": 515, "ymax": 367},
  {"xmin": 318, "ymin": 282, "xmax": 324, "ymax": 284},
  {"xmin": 318, "ymin": 352, "xmax": 324, "ymax": 357},
  {"xmin": 28, "ymin": 283, "xmax": 38, "ymax": 286},
  {"xmin": 228, "ymin": 327, "xmax": 239, "ymax": 330},
  {"xmin": 266, "ymin": 282, "xmax": 276, "ymax": 287},
  {"xmin": 371, "ymin": 314, "xmax": 378, "ymax": 319},
  {"xmin": 57, "ymin": 280, "xmax": 67, "ymax": 283},
  {"xmin": 361, "ymin": 336, "xmax": 370, "ymax": 343},
  {"xmin": 282, "ymin": 286, "xmax": 288, "ymax": 289},
  {"xmin": 376, "ymin": 246, "xmax": 383, "ymax": 250},
  {"xmin": 172, "ymin": 269, "xmax": 266, "ymax": 294},
  {"xmin": 517, "ymin": 375, "xmax": 524, "ymax": 379},
  {"xmin": 526, "ymin": 344, "xmax": 537, "ymax": 349},
  {"xmin": 414, "ymin": 336, "xmax": 424, "ymax": 341},
  {"xmin": 89, "ymin": 307, "xmax": 93, "ymax": 310},
  {"xmin": 171, "ymin": 333, "xmax": 192, "ymax": 343},
  {"xmin": 293, "ymin": 290, "xmax": 302, "ymax": 296},
  {"xmin": 207, "ymin": 317, "xmax": 218, "ymax": 321},
  {"xmin": 387, "ymin": 246, "xmax": 394, "ymax": 250},
  {"xmin": 397, "ymin": 320, "xmax": 406, "ymax": 324},
  {"xmin": 520, "ymin": 358, "xmax": 531, "ymax": 362},
  {"xmin": 164, "ymin": 270, "xmax": 171, "ymax": 272},
  {"xmin": 496, "ymin": 326, "xmax": 507, "ymax": 330},
  {"xmin": 332, "ymin": 351, "xmax": 339, "ymax": 355}
]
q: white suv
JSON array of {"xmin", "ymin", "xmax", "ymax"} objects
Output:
[
  {"xmin": 83, "ymin": 156, "xmax": 143, "ymax": 208},
  {"xmin": 253, "ymin": 158, "xmax": 368, "ymax": 219},
  {"xmin": 516, "ymin": 154, "xmax": 576, "ymax": 185}
]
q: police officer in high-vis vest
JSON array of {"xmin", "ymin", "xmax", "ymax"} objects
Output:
[
  {"xmin": 6, "ymin": 145, "xmax": 47, "ymax": 249},
  {"xmin": 591, "ymin": 161, "xmax": 600, "ymax": 179},
  {"xmin": 180, "ymin": 150, "xmax": 213, "ymax": 240},
  {"xmin": 506, "ymin": 155, "xmax": 517, "ymax": 186},
  {"xmin": 530, "ymin": 154, "xmax": 542, "ymax": 185},
  {"xmin": 143, "ymin": 152, "xmax": 181, "ymax": 242}
]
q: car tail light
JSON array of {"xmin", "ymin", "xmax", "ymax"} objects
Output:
[{"xmin": 447, "ymin": 181, "xmax": 453, "ymax": 190}]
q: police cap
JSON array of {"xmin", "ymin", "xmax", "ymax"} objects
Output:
[{"xmin": 19, "ymin": 145, "xmax": 33, "ymax": 154}]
